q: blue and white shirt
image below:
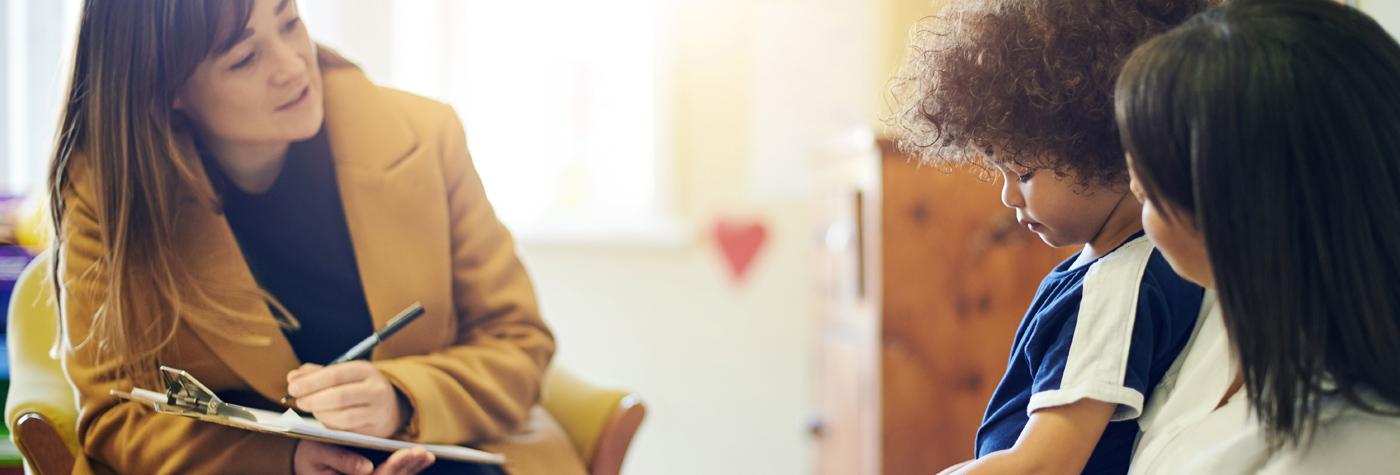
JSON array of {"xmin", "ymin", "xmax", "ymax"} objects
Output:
[{"xmin": 975, "ymin": 234, "xmax": 1204, "ymax": 474}]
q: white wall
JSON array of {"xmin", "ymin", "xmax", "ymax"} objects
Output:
[
  {"xmin": 1359, "ymin": 0, "xmax": 1400, "ymax": 37},
  {"xmin": 517, "ymin": 0, "xmax": 907, "ymax": 473},
  {"xmin": 523, "ymin": 204, "xmax": 814, "ymax": 474}
]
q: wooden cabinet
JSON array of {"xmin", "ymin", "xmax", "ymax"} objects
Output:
[{"xmin": 811, "ymin": 137, "xmax": 1073, "ymax": 474}]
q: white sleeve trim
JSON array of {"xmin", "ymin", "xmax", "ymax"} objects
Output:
[
  {"xmin": 1046, "ymin": 236, "xmax": 1156, "ymax": 424},
  {"xmin": 1028, "ymin": 383, "xmax": 1147, "ymax": 421}
]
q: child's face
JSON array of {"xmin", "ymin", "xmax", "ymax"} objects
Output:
[
  {"xmin": 995, "ymin": 162, "xmax": 1124, "ymax": 248},
  {"xmin": 1127, "ymin": 169, "xmax": 1214, "ymax": 288}
]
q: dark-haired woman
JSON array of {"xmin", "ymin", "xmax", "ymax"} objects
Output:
[
  {"xmin": 51, "ymin": 0, "xmax": 586, "ymax": 473},
  {"xmin": 1116, "ymin": 0, "xmax": 1400, "ymax": 472}
]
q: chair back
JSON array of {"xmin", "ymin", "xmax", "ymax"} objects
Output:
[{"xmin": 4, "ymin": 252, "xmax": 81, "ymax": 475}]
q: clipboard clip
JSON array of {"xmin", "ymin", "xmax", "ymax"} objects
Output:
[{"xmin": 155, "ymin": 365, "xmax": 257, "ymax": 422}]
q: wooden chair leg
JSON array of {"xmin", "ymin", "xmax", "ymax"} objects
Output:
[
  {"xmin": 589, "ymin": 396, "xmax": 646, "ymax": 475},
  {"xmin": 13, "ymin": 413, "xmax": 75, "ymax": 475}
]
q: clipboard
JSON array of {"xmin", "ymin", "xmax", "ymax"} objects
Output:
[{"xmin": 110, "ymin": 366, "xmax": 506, "ymax": 466}]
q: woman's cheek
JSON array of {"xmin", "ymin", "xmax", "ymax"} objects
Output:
[{"xmin": 1143, "ymin": 200, "xmax": 1213, "ymax": 288}]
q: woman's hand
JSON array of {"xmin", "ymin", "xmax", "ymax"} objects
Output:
[
  {"xmin": 293, "ymin": 440, "xmax": 434, "ymax": 475},
  {"xmin": 287, "ymin": 361, "xmax": 412, "ymax": 438}
]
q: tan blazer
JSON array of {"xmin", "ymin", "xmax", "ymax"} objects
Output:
[{"xmin": 57, "ymin": 49, "xmax": 587, "ymax": 475}]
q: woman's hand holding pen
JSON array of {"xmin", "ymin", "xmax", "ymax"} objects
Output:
[
  {"xmin": 285, "ymin": 304, "xmax": 431, "ymax": 474},
  {"xmin": 286, "ymin": 361, "xmax": 413, "ymax": 438}
]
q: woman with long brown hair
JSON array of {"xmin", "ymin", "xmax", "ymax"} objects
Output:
[{"xmin": 50, "ymin": 0, "xmax": 585, "ymax": 473}]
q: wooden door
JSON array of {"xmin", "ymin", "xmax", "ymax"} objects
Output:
[{"xmin": 810, "ymin": 133, "xmax": 883, "ymax": 475}]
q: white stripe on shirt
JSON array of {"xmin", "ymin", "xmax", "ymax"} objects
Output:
[{"xmin": 1027, "ymin": 235, "xmax": 1155, "ymax": 420}]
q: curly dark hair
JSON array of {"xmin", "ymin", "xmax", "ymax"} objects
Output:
[{"xmin": 889, "ymin": 0, "xmax": 1213, "ymax": 187}]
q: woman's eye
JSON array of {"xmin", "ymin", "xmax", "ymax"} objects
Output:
[
  {"xmin": 282, "ymin": 17, "xmax": 302, "ymax": 33},
  {"xmin": 231, "ymin": 51, "xmax": 256, "ymax": 70},
  {"xmin": 1016, "ymin": 170, "xmax": 1034, "ymax": 183}
]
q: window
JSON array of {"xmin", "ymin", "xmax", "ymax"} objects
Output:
[
  {"xmin": 2, "ymin": 0, "xmax": 676, "ymax": 242},
  {"xmin": 2, "ymin": 0, "xmax": 80, "ymax": 195},
  {"xmin": 300, "ymin": 0, "xmax": 676, "ymax": 242}
]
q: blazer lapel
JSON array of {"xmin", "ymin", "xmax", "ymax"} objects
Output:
[{"xmin": 319, "ymin": 48, "xmax": 456, "ymax": 358}]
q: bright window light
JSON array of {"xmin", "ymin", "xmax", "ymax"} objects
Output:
[{"xmin": 301, "ymin": 0, "xmax": 669, "ymax": 238}]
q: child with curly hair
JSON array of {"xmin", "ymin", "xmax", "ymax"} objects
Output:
[{"xmin": 891, "ymin": 1, "xmax": 1215, "ymax": 473}]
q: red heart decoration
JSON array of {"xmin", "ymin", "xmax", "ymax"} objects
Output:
[{"xmin": 713, "ymin": 219, "xmax": 768, "ymax": 283}]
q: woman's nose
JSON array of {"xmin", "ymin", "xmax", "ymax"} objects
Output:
[{"xmin": 268, "ymin": 41, "xmax": 308, "ymax": 87}]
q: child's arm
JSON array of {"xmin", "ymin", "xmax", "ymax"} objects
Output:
[
  {"xmin": 950, "ymin": 399, "xmax": 1115, "ymax": 475},
  {"xmin": 936, "ymin": 460, "xmax": 972, "ymax": 475}
]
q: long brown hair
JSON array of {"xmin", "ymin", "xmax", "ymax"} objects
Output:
[{"xmin": 50, "ymin": 0, "xmax": 293, "ymax": 387}]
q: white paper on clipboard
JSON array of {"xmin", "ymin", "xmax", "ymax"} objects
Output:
[{"xmin": 112, "ymin": 381, "xmax": 505, "ymax": 465}]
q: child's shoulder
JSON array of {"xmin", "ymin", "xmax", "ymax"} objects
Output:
[
  {"xmin": 1028, "ymin": 236, "xmax": 1202, "ymax": 324},
  {"xmin": 1092, "ymin": 234, "xmax": 1156, "ymax": 271},
  {"xmin": 1092, "ymin": 236, "xmax": 1196, "ymax": 291},
  {"xmin": 1032, "ymin": 236, "xmax": 1153, "ymax": 306},
  {"xmin": 1075, "ymin": 237, "xmax": 1205, "ymax": 341},
  {"xmin": 1080, "ymin": 235, "xmax": 1203, "ymax": 311}
]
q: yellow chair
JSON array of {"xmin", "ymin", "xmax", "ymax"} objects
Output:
[
  {"xmin": 4, "ymin": 252, "xmax": 646, "ymax": 475},
  {"xmin": 4, "ymin": 252, "xmax": 79, "ymax": 475},
  {"xmin": 539, "ymin": 369, "xmax": 646, "ymax": 475}
]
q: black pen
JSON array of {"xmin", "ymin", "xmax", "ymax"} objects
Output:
[{"xmin": 281, "ymin": 302, "xmax": 427, "ymax": 405}]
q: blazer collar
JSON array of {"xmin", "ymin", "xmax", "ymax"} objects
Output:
[{"xmin": 319, "ymin": 46, "xmax": 418, "ymax": 172}]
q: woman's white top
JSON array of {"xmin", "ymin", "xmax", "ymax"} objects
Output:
[
  {"xmin": 1129, "ymin": 292, "xmax": 1247, "ymax": 475},
  {"xmin": 1184, "ymin": 392, "xmax": 1400, "ymax": 474},
  {"xmin": 1130, "ymin": 292, "xmax": 1400, "ymax": 474}
]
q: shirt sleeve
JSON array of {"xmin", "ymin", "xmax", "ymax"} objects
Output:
[{"xmin": 1025, "ymin": 246, "xmax": 1180, "ymax": 421}]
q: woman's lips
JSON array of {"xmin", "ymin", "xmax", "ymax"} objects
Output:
[{"xmin": 276, "ymin": 86, "xmax": 310, "ymax": 111}]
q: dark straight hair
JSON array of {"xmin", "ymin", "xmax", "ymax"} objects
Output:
[{"xmin": 1115, "ymin": 0, "xmax": 1400, "ymax": 448}]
